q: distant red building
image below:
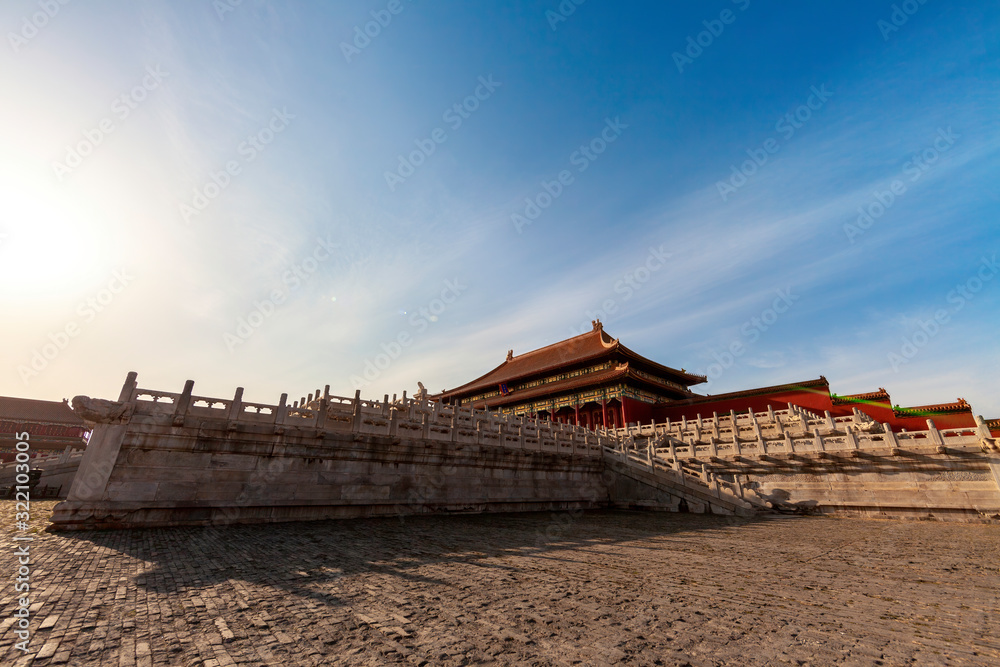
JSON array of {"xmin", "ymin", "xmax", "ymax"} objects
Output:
[
  {"xmin": 657, "ymin": 381, "xmax": 995, "ymax": 435},
  {"xmin": 0, "ymin": 396, "xmax": 90, "ymax": 462},
  {"xmin": 436, "ymin": 322, "xmax": 999, "ymax": 436}
]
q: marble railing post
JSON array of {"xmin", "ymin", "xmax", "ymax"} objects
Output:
[
  {"xmin": 844, "ymin": 428, "xmax": 858, "ymax": 450},
  {"xmin": 926, "ymin": 419, "xmax": 944, "ymax": 447},
  {"xmin": 386, "ymin": 409, "xmax": 396, "ymax": 436},
  {"xmin": 812, "ymin": 429, "xmax": 825, "ymax": 452},
  {"xmin": 974, "ymin": 415, "xmax": 993, "ymax": 439},
  {"xmin": 172, "ymin": 380, "xmax": 194, "ymax": 426},
  {"xmin": 274, "ymin": 393, "xmax": 288, "ymax": 430},
  {"xmin": 709, "ymin": 437, "xmax": 718, "ymax": 458},
  {"xmin": 756, "ymin": 422, "xmax": 767, "ymax": 454},
  {"xmin": 316, "ymin": 397, "xmax": 328, "ymax": 431},
  {"xmin": 883, "ymin": 424, "xmax": 898, "ymax": 448},
  {"xmin": 352, "ymin": 390, "xmax": 363, "ymax": 431},
  {"xmin": 227, "ymin": 388, "xmax": 244, "ymax": 424},
  {"xmin": 784, "ymin": 432, "xmax": 794, "ymax": 453},
  {"xmin": 119, "ymin": 371, "xmax": 138, "ymax": 404}
]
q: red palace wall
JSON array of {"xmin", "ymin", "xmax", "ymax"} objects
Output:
[
  {"xmin": 623, "ymin": 397, "xmax": 655, "ymax": 426},
  {"xmin": 644, "ymin": 384, "xmax": 983, "ymax": 435},
  {"xmin": 652, "ymin": 383, "xmax": 835, "ymax": 424},
  {"xmin": 889, "ymin": 411, "xmax": 978, "ymax": 432}
]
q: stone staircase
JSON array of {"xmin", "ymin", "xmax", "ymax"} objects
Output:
[
  {"xmin": 602, "ymin": 432, "xmax": 765, "ymax": 517},
  {"xmin": 609, "ymin": 404, "xmax": 1000, "ymax": 519}
]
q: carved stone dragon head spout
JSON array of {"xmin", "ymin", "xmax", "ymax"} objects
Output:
[{"xmin": 71, "ymin": 396, "xmax": 131, "ymax": 424}]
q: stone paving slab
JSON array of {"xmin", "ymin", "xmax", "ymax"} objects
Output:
[{"xmin": 1, "ymin": 500, "xmax": 999, "ymax": 665}]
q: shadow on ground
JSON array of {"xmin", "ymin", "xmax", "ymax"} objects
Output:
[{"xmin": 47, "ymin": 509, "xmax": 793, "ymax": 609}]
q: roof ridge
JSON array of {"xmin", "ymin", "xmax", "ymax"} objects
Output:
[
  {"xmin": 894, "ymin": 398, "xmax": 972, "ymax": 415},
  {"xmin": 507, "ymin": 325, "xmax": 612, "ymax": 361},
  {"xmin": 832, "ymin": 388, "xmax": 891, "ymax": 404},
  {"xmin": 666, "ymin": 377, "xmax": 829, "ymax": 406}
]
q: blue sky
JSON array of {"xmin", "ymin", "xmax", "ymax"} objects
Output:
[{"xmin": 1, "ymin": 0, "xmax": 998, "ymax": 416}]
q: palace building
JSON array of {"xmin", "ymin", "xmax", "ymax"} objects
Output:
[
  {"xmin": 434, "ymin": 320, "xmax": 706, "ymax": 429},
  {"xmin": 0, "ymin": 396, "xmax": 90, "ymax": 462},
  {"xmin": 435, "ymin": 321, "xmax": 1000, "ymax": 436}
]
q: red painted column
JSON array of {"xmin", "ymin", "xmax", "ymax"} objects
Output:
[
  {"xmin": 574, "ymin": 402, "xmax": 580, "ymax": 426},
  {"xmin": 621, "ymin": 399, "xmax": 628, "ymax": 427},
  {"xmin": 601, "ymin": 398, "xmax": 608, "ymax": 428}
]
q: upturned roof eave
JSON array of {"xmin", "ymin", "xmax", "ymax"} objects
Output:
[
  {"xmin": 434, "ymin": 326, "xmax": 704, "ymax": 400},
  {"xmin": 466, "ymin": 366, "xmax": 697, "ymax": 409}
]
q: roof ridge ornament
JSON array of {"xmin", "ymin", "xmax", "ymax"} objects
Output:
[
  {"xmin": 506, "ymin": 349, "xmax": 513, "ymax": 361},
  {"xmin": 591, "ymin": 319, "xmax": 602, "ymax": 332}
]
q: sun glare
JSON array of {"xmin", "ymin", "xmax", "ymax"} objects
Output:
[{"xmin": 0, "ymin": 180, "xmax": 106, "ymax": 301}]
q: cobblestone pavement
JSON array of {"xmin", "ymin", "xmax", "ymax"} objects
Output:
[{"xmin": 1, "ymin": 501, "xmax": 999, "ymax": 666}]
